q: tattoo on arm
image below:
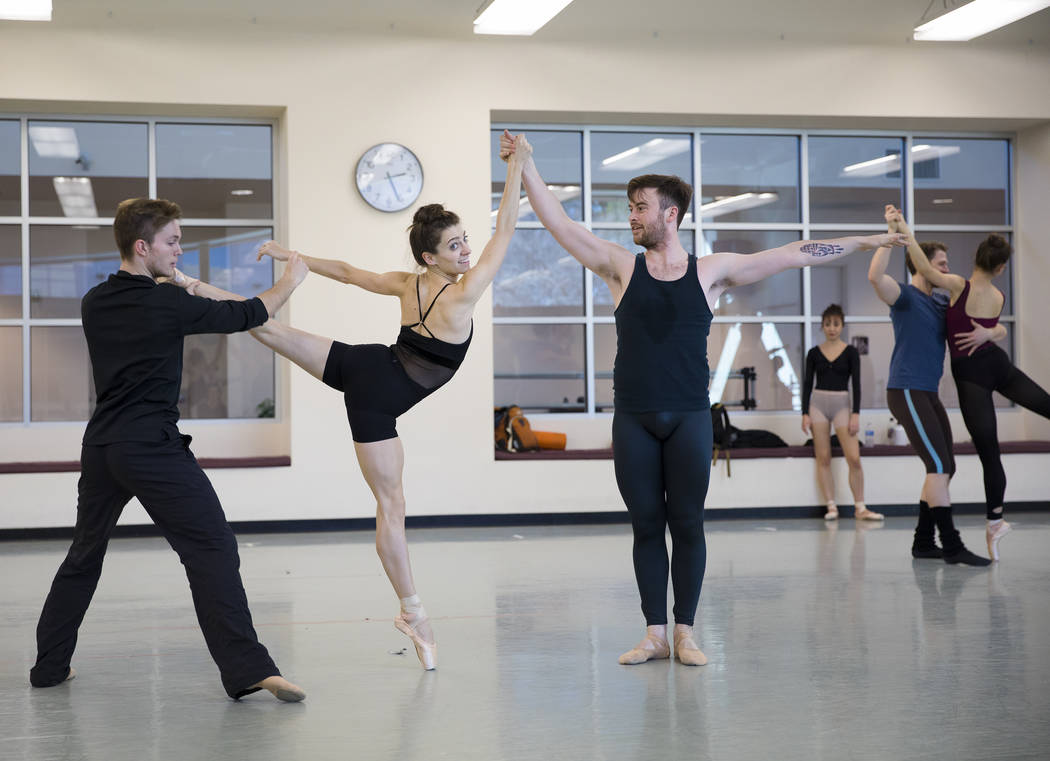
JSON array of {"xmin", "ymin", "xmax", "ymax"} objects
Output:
[{"xmin": 801, "ymin": 242, "xmax": 844, "ymax": 257}]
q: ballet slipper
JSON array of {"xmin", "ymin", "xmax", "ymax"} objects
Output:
[
  {"xmin": 824, "ymin": 505, "xmax": 839, "ymax": 521},
  {"xmin": 252, "ymin": 675, "xmax": 306, "ymax": 702},
  {"xmin": 395, "ymin": 610, "xmax": 437, "ymax": 670},
  {"xmin": 855, "ymin": 507, "xmax": 884, "ymax": 521},
  {"xmin": 986, "ymin": 520, "xmax": 1011, "ymax": 562},
  {"xmin": 673, "ymin": 628, "xmax": 708, "ymax": 667},
  {"xmin": 618, "ymin": 633, "xmax": 670, "ymax": 665},
  {"xmin": 65, "ymin": 667, "xmax": 76, "ymax": 682}
]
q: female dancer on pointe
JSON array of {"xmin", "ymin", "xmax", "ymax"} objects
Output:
[
  {"xmin": 893, "ymin": 214, "xmax": 1050, "ymax": 561},
  {"xmin": 180, "ymin": 135, "xmax": 532, "ymax": 669},
  {"xmin": 801, "ymin": 304, "xmax": 883, "ymax": 522}
]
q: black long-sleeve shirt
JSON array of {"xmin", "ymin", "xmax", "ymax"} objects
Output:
[
  {"xmin": 81, "ymin": 271, "xmax": 268, "ymax": 445},
  {"xmin": 801, "ymin": 344, "xmax": 861, "ymax": 415}
]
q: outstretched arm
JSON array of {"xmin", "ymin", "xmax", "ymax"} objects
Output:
[
  {"xmin": 701, "ymin": 233, "xmax": 907, "ymax": 303},
  {"xmin": 257, "ymin": 241, "xmax": 411, "ymax": 296},
  {"xmin": 174, "ymin": 254, "xmax": 308, "ymax": 317},
  {"xmin": 456, "ymin": 134, "xmax": 528, "ymax": 304},
  {"xmin": 887, "ymin": 205, "xmax": 965, "ymax": 297},
  {"xmin": 500, "ymin": 130, "xmax": 631, "ymax": 284}
]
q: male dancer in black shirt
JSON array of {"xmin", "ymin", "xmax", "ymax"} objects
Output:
[{"xmin": 29, "ymin": 198, "xmax": 309, "ymax": 701}]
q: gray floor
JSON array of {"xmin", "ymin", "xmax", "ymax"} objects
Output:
[{"xmin": 2, "ymin": 514, "xmax": 1049, "ymax": 761}]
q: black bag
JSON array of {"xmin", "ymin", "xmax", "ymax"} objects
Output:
[
  {"xmin": 711, "ymin": 403, "xmax": 735, "ymax": 449},
  {"xmin": 710, "ymin": 403, "xmax": 736, "ymax": 476},
  {"xmin": 731, "ymin": 429, "xmax": 788, "ymax": 448}
]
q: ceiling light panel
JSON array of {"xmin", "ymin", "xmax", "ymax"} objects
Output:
[
  {"xmin": 914, "ymin": 0, "xmax": 1050, "ymax": 41},
  {"xmin": 474, "ymin": 0, "xmax": 575, "ymax": 36}
]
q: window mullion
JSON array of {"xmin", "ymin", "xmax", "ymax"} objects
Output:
[{"xmin": 21, "ymin": 116, "xmax": 30, "ymax": 424}]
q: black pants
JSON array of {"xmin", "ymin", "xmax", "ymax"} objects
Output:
[
  {"xmin": 953, "ymin": 345, "xmax": 1050, "ymax": 518},
  {"xmin": 30, "ymin": 437, "xmax": 279, "ymax": 698},
  {"xmin": 886, "ymin": 388, "xmax": 956, "ymax": 477},
  {"xmin": 613, "ymin": 410, "xmax": 711, "ymax": 627}
]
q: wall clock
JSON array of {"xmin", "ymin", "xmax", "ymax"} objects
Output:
[{"xmin": 355, "ymin": 142, "xmax": 423, "ymax": 213}]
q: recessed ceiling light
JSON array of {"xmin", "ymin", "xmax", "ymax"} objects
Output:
[
  {"xmin": 474, "ymin": 0, "xmax": 575, "ymax": 36},
  {"xmin": 0, "ymin": 0, "xmax": 51, "ymax": 21},
  {"xmin": 230, "ymin": 189, "xmax": 254, "ymax": 196},
  {"xmin": 914, "ymin": 0, "xmax": 1050, "ymax": 41}
]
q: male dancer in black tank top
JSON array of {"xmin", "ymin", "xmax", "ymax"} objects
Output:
[{"xmin": 501, "ymin": 130, "xmax": 907, "ymax": 666}]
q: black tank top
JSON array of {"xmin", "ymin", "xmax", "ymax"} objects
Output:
[
  {"xmin": 613, "ymin": 253, "xmax": 712, "ymax": 413},
  {"xmin": 393, "ymin": 277, "xmax": 472, "ymax": 389}
]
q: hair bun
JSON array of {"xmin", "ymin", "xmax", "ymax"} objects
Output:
[{"xmin": 412, "ymin": 203, "xmax": 447, "ymax": 226}]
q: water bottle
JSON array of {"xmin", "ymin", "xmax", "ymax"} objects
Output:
[{"xmin": 864, "ymin": 421, "xmax": 875, "ymax": 448}]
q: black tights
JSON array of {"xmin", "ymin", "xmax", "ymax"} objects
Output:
[
  {"xmin": 953, "ymin": 345, "xmax": 1050, "ymax": 519},
  {"xmin": 613, "ymin": 410, "xmax": 711, "ymax": 627}
]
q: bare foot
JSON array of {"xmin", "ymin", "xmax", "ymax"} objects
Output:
[{"xmin": 252, "ymin": 675, "xmax": 306, "ymax": 702}]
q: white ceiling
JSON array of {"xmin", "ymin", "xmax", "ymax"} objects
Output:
[{"xmin": 48, "ymin": 0, "xmax": 1050, "ymax": 47}]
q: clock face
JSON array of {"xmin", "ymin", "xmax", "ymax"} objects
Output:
[{"xmin": 355, "ymin": 143, "xmax": 423, "ymax": 213}]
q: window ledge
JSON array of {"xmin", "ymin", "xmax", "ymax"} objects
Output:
[
  {"xmin": 494, "ymin": 441, "xmax": 1050, "ymax": 461},
  {"xmin": 0, "ymin": 456, "xmax": 291, "ymax": 474}
]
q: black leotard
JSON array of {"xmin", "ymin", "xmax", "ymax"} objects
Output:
[
  {"xmin": 322, "ymin": 277, "xmax": 472, "ymax": 443},
  {"xmin": 801, "ymin": 344, "xmax": 860, "ymax": 415}
]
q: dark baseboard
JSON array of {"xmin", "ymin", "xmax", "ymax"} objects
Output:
[
  {"xmin": 2, "ymin": 501, "xmax": 1046, "ymax": 542},
  {"xmin": 0, "ymin": 456, "xmax": 291, "ymax": 474}
]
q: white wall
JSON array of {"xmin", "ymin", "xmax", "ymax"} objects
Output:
[{"xmin": 1, "ymin": 22, "xmax": 1048, "ymax": 528}]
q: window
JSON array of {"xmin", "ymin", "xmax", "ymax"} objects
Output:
[
  {"xmin": 0, "ymin": 116, "xmax": 277, "ymax": 425},
  {"xmin": 492, "ymin": 126, "xmax": 1014, "ymax": 414}
]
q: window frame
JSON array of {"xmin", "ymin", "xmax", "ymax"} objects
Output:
[
  {"xmin": 491, "ymin": 123, "xmax": 1016, "ymax": 416},
  {"xmin": 0, "ymin": 112, "xmax": 280, "ymax": 426}
]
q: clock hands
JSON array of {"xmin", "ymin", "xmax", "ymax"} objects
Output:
[{"xmin": 385, "ymin": 171, "xmax": 403, "ymax": 202}]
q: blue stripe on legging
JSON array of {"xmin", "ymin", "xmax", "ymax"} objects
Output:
[{"xmin": 904, "ymin": 389, "xmax": 943, "ymax": 474}]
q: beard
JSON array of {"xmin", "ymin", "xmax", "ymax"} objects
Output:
[{"xmin": 632, "ymin": 221, "xmax": 667, "ymax": 249}]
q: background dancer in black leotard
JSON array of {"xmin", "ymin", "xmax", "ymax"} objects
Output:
[
  {"xmin": 502, "ymin": 129, "xmax": 907, "ymax": 667},
  {"xmin": 179, "ymin": 135, "xmax": 531, "ymax": 670},
  {"xmin": 899, "ymin": 226, "xmax": 1050, "ymax": 562},
  {"xmin": 802, "ymin": 304, "xmax": 882, "ymax": 522}
]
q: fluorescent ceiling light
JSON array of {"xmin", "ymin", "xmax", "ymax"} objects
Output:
[
  {"xmin": 699, "ymin": 192, "xmax": 779, "ymax": 219},
  {"xmin": 492, "ymin": 184, "xmax": 579, "ymax": 217},
  {"xmin": 914, "ymin": 0, "xmax": 1050, "ymax": 41},
  {"xmin": 53, "ymin": 177, "xmax": 98, "ymax": 218},
  {"xmin": 474, "ymin": 0, "xmax": 575, "ymax": 35},
  {"xmin": 600, "ymin": 138, "xmax": 691, "ymax": 171},
  {"xmin": 29, "ymin": 125, "xmax": 80, "ymax": 159},
  {"xmin": 840, "ymin": 144, "xmax": 961, "ymax": 177},
  {"xmin": 0, "ymin": 0, "xmax": 51, "ymax": 21}
]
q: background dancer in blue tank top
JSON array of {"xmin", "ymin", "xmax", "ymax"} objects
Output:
[
  {"xmin": 501, "ymin": 129, "xmax": 907, "ymax": 666},
  {"xmin": 888, "ymin": 206, "xmax": 1048, "ymax": 563},
  {"xmin": 868, "ymin": 205, "xmax": 991, "ymax": 566},
  {"xmin": 176, "ymin": 135, "xmax": 532, "ymax": 671}
]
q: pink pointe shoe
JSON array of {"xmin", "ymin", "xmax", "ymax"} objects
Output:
[
  {"xmin": 395, "ymin": 610, "xmax": 437, "ymax": 671},
  {"xmin": 986, "ymin": 520, "xmax": 1012, "ymax": 562}
]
